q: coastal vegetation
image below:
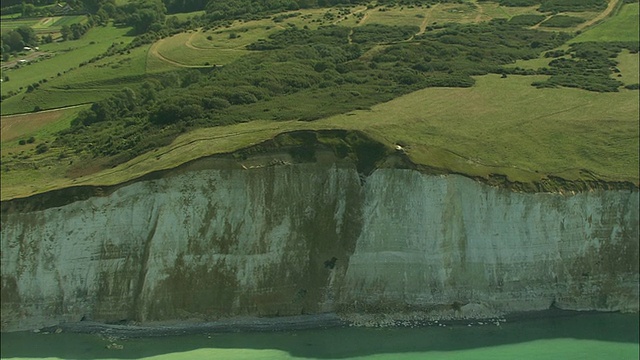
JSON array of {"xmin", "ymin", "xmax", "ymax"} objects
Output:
[{"xmin": 0, "ymin": 0, "xmax": 638, "ymax": 199}]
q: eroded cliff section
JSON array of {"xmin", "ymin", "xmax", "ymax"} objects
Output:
[{"xmin": 1, "ymin": 131, "xmax": 638, "ymax": 332}]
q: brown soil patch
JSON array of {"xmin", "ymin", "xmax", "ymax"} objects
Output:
[
  {"xmin": 577, "ymin": 0, "xmax": 620, "ymax": 31},
  {"xmin": 0, "ymin": 109, "xmax": 66, "ymax": 142}
]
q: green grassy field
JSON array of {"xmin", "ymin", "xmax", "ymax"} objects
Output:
[
  {"xmin": 0, "ymin": 18, "xmax": 39, "ymax": 33},
  {"xmin": 50, "ymin": 15, "xmax": 86, "ymax": 27},
  {"xmin": 361, "ymin": 6, "xmax": 429, "ymax": 28},
  {"xmin": 0, "ymin": 15, "xmax": 85, "ymax": 35},
  {"xmin": 151, "ymin": 7, "xmax": 359, "ymax": 67},
  {"xmin": 153, "ymin": 32, "xmax": 249, "ymax": 66},
  {"xmin": 0, "ymin": 13, "xmax": 22, "ymax": 20},
  {"xmin": 0, "ymin": 0, "xmax": 637, "ymax": 200},
  {"xmin": 1, "ymin": 106, "xmax": 86, "ymax": 151},
  {"xmin": 1, "ymin": 25, "xmax": 136, "ymax": 115},
  {"xmin": 614, "ymin": 52, "xmax": 639, "ymax": 86},
  {"xmin": 170, "ymin": 10, "xmax": 206, "ymax": 21},
  {"xmin": 571, "ymin": 2, "xmax": 639, "ymax": 42},
  {"xmin": 1, "ymin": 73, "xmax": 637, "ymax": 199}
]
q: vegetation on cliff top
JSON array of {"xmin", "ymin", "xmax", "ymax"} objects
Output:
[{"xmin": 0, "ymin": 0, "xmax": 638, "ymax": 199}]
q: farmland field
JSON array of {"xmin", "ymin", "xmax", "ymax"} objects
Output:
[
  {"xmin": 0, "ymin": 105, "xmax": 86, "ymax": 146},
  {"xmin": 1, "ymin": 15, "xmax": 86, "ymax": 34},
  {"xmin": 0, "ymin": 25, "xmax": 136, "ymax": 114},
  {"xmin": 51, "ymin": 15, "xmax": 87, "ymax": 27},
  {"xmin": 0, "ymin": 18, "xmax": 39, "ymax": 33}
]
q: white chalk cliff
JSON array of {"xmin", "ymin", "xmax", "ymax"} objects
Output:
[{"xmin": 1, "ymin": 149, "xmax": 638, "ymax": 331}]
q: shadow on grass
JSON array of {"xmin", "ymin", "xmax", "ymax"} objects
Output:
[{"xmin": 1, "ymin": 312, "xmax": 638, "ymax": 359}]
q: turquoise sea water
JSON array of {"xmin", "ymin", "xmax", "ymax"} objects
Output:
[{"xmin": 1, "ymin": 313, "xmax": 638, "ymax": 360}]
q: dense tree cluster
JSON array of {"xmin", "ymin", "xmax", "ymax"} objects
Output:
[{"xmin": 1, "ymin": 26, "xmax": 38, "ymax": 53}]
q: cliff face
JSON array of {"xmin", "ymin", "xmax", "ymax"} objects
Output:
[{"xmin": 1, "ymin": 156, "xmax": 638, "ymax": 332}]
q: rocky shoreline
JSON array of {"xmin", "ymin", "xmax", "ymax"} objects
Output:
[
  {"xmin": 39, "ymin": 313, "xmax": 345, "ymax": 338},
  {"xmin": 33, "ymin": 308, "xmax": 616, "ymax": 339}
]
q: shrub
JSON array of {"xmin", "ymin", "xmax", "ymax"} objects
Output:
[
  {"xmin": 540, "ymin": 15, "xmax": 585, "ymax": 28},
  {"xmin": 35, "ymin": 143, "xmax": 49, "ymax": 154},
  {"xmin": 508, "ymin": 14, "xmax": 547, "ymax": 26}
]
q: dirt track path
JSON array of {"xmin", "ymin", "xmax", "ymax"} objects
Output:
[
  {"xmin": 531, "ymin": 15, "xmax": 553, "ymax": 29},
  {"xmin": 473, "ymin": 2, "xmax": 485, "ymax": 23},
  {"xmin": 184, "ymin": 31, "xmax": 202, "ymax": 50},
  {"xmin": 1, "ymin": 51, "xmax": 46, "ymax": 70},
  {"xmin": 1, "ymin": 104, "xmax": 86, "ymax": 119},
  {"xmin": 417, "ymin": 5, "xmax": 437, "ymax": 35},
  {"xmin": 148, "ymin": 39, "xmax": 211, "ymax": 68},
  {"xmin": 532, "ymin": 0, "xmax": 619, "ymax": 30},
  {"xmin": 576, "ymin": 0, "xmax": 620, "ymax": 31}
]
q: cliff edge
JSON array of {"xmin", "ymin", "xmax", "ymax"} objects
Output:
[{"xmin": 1, "ymin": 131, "xmax": 638, "ymax": 332}]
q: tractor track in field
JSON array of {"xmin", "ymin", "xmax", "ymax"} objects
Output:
[{"xmin": 148, "ymin": 39, "xmax": 213, "ymax": 68}]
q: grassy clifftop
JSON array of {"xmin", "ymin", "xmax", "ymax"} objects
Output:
[
  {"xmin": 1, "ymin": 0, "xmax": 638, "ymax": 200},
  {"xmin": 2, "ymin": 73, "xmax": 637, "ymax": 200}
]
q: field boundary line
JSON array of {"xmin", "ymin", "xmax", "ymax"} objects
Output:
[{"xmin": 1, "ymin": 104, "xmax": 88, "ymax": 119}]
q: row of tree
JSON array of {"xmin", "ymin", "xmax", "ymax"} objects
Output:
[{"xmin": 1, "ymin": 26, "xmax": 38, "ymax": 54}]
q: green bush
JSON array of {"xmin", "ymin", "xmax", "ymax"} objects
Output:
[
  {"xmin": 351, "ymin": 24, "xmax": 420, "ymax": 44},
  {"xmin": 532, "ymin": 42, "xmax": 636, "ymax": 92},
  {"xmin": 508, "ymin": 14, "xmax": 547, "ymax": 26},
  {"xmin": 35, "ymin": 143, "xmax": 49, "ymax": 154},
  {"xmin": 538, "ymin": 0, "xmax": 607, "ymax": 13},
  {"xmin": 540, "ymin": 15, "xmax": 585, "ymax": 28}
]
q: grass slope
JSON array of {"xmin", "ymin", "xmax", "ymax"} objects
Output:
[
  {"xmin": 1, "ymin": 106, "xmax": 86, "ymax": 150},
  {"xmin": 1, "ymin": 74, "xmax": 637, "ymax": 200},
  {"xmin": 571, "ymin": 2, "xmax": 640, "ymax": 42},
  {"xmin": 1, "ymin": 25, "xmax": 136, "ymax": 115},
  {"xmin": 614, "ymin": 52, "xmax": 639, "ymax": 86}
]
